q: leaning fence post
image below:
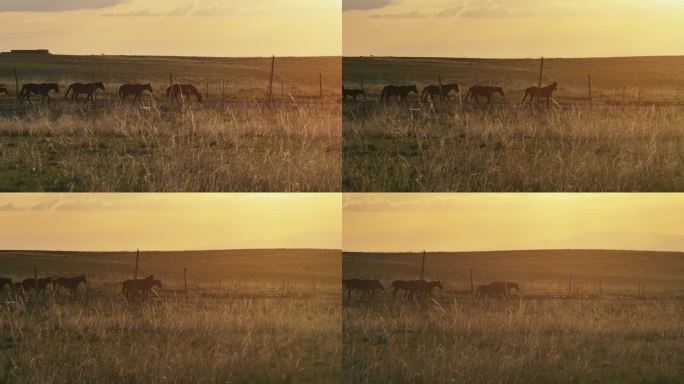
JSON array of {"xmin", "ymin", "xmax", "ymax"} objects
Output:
[
  {"xmin": 13, "ymin": 67, "xmax": 19, "ymax": 104},
  {"xmin": 218, "ymin": 279, "xmax": 221, "ymax": 297},
  {"xmin": 470, "ymin": 268, "xmax": 474, "ymax": 296},
  {"xmin": 267, "ymin": 55, "xmax": 275, "ymax": 102},
  {"xmin": 319, "ymin": 73, "xmax": 323, "ymax": 99},
  {"xmin": 587, "ymin": 75, "xmax": 593, "ymax": 111},
  {"xmin": 134, "ymin": 249, "xmax": 139, "ymax": 280}
]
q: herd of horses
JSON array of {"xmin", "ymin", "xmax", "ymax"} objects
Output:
[
  {"xmin": 0, "ymin": 82, "xmax": 204, "ymax": 105},
  {"xmin": 343, "ymin": 81, "xmax": 558, "ymax": 107},
  {"xmin": 343, "ymin": 278, "xmax": 520, "ymax": 301},
  {"xmin": 0, "ymin": 274, "xmax": 162, "ymax": 301}
]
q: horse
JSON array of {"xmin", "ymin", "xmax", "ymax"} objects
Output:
[
  {"xmin": 392, "ymin": 280, "xmax": 443, "ymax": 299},
  {"xmin": 166, "ymin": 84, "xmax": 203, "ymax": 104},
  {"xmin": 418, "ymin": 280, "xmax": 444, "ymax": 298},
  {"xmin": 380, "ymin": 85, "xmax": 418, "ymax": 104},
  {"xmin": 65, "ymin": 82, "xmax": 105, "ymax": 103},
  {"xmin": 55, "ymin": 274, "xmax": 88, "ymax": 296},
  {"xmin": 521, "ymin": 81, "xmax": 559, "ymax": 107},
  {"xmin": 391, "ymin": 279, "xmax": 418, "ymax": 299},
  {"xmin": 22, "ymin": 277, "xmax": 54, "ymax": 294},
  {"xmin": 421, "ymin": 83, "xmax": 459, "ymax": 104},
  {"xmin": 343, "ymin": 278, "xmax": 384, "ymax": 300},
  {"xmin": 342, "ymin": 87, "xmax": 365, "ymax": 101},
  {"xmin": 0, "ymin": 277, "xmax": 11, "ymax": 291},
  {"xmin": 0, "ymin": 87, "xmax": 8, "ymax": 96},
  {"xmin": 19, "ymin": 83, "xmax": 60, "ymax": 105},
  {"xmin": 12, "ymin": 282, "xmax": 24, "ymax": 294},
  {"xmin": 119, "ymin": 83, "xmax": 153, "ymax": 102},
  {"xmin": 466, "ymin": 85, "xmax": 504, "ymax": 105},
  {"xmin": 122, "ymin": 275, "xmax": 162, "ymax": 300},
  {"xmin": 489, "ymin": 281, "xmax": 520, "ymax": 296}
]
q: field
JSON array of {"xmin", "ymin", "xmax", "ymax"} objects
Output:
[
  {"xmin": 343, "ymin": 56, "xmax": 684, "ymax": 191},
  {"xmin": 0, "ymin": 249, "xmax": 341, "ymax": 383},
  {"xmin": 0, "ymin": 54, "xmax": 341, "ymax": 192},
  {"xmin": 343, "ymin": 250, "xmax": 684, "ymax": 383}
]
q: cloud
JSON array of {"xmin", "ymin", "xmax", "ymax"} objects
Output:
[
  {"xmin": 344, "ymin": 0, "xmax": 398, "ymax": 11},
  {"xmin": 0, "ymin": 0, "xmax": 123, "ymax": 12},
  {"xmin": 370, "ymin": 10, "xmax": 430, "ymax": 18},
  {"xmin": 30, "ymin": 198, "xmax": 61, "ymax": 211},
  {"xmin": 435, "ymin": 6, "xmax": 464, "ymax": 18},
  {"xmin": 167, "ymin": 4, "xmax": 195, "ymax": 16},
  {"xmin": 102, "ymin": 9, "xmax": 161, "ymax": 17}
]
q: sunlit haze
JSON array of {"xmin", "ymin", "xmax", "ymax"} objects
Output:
[
  {"xmin": 343, "ymin": 194, "xmax": 684, "ymax": 252},
  {"xmin": 343, "ymin": 0, "xmax": 684, "ymax": 58},
  {"xmin": 0, "ymin": 0, "xmax": 341, "ymax": 56},
  {"xmin": 0, "ymin": 194, "xmax": 341, "ymax": 251}
]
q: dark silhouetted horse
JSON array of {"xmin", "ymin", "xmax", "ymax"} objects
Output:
[
  {"xmin": 0, "ymin": 87, "xmax": 8, "ymax": 96},
  {"xmin": 19, "ymin": 83, "xmax": 60, "ymax": 104},
  {"xmin": 343, "ymin": 87, "xmax": 365, "ymax": 101},
  {"xmin": 119, "ymin": 83, "xmax": 153, "ymax": 102},
  {"xmin": 343, "ymin": 278, "xmax": 384, "ymax": 300},
  {"xmin": 489, "ymin": 281, "xmax": 520, "ymax": 296},
  {"xmin": 521, "ymin": 82, "xmax": 558, "ymax": 107},
  {"xmin": 380, "ymin": 85, "xmax": 418, "ymax": 104},
  {"xmin": 421, "ymin": 83, "xmax": 459, "ymax": 103},
  {"xmin": 466, "ymin": 85, "xmax": 504, "ymax": 105},
  {"xmin": 122, "ymin": 275, "xmax": 162, "ymax": 300},
  {"xmin": 166, "ymin": 84, "xmax": 203, "ymax": 104},
  {"xmin": 0, "ymin": 277, "xmax": 11, "ymax": 291},
  {"xmin": 22, "ymin": 277, "xmax": 54, "ymax": 294},
  {"xmin": 65, "ymin": 82, "xmax": 105, "ymax": 103},
  {"xmin": 392, "ymin": 279, "xmax": 443, "ymax": 299},
  {"xmin": 55, "ymin": 274, "xmax": 88, "ymax": 296},
  {"xmin": 475, "ymin": 281, "xmax": 520, "ymax": 299}
]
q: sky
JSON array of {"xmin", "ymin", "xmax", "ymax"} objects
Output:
[
  {"xmin": 0, "ymin": 0, "xmax": 341, "ymax": 56},
  {"xmin": 343, "ymin": 194, "xmax": 684, "ymax": 252},
  {"xmin": 343, "ymin": 0, "xmax": 684, "ymax": 58},
  {"xmin": 0, "ymin": 194, "xmax": 341, "ymax": 251}
]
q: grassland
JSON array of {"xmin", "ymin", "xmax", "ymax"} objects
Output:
[
  {"xmin": 0, "ymin": 249, "xmax": 341, "ymax": 383},
  {"xmin": 343, "ymin": 56, "xmax": 684, "ymax": 191},
  {"xmin": 0, "ymin": 54, "xmax": 341, "ymax": 191},
  {"xmin": 343, "ymin": 250, "xmax": 684, "ymax": 383}
]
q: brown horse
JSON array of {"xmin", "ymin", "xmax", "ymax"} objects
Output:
[
  {"xmin": 119, "ymin": 83, "xmax": 153, "ymax": 102},
  {"xmin": 55, "ymin": 274, "xmax": 88, "ymax": 296},
  {"xmin": 521, "ymin": 81, "xmax": 559, "ymax": 107},
  {"xmin": 19, "ymin": 83, "xmax": 60, "ymax": 104},
  {"xmin": 466, "ymin": 85, "xmax": 504, "ymax": 105},
  {"xmin": 380, "ymin": 85, "xmax": 418, "ymax": 104},
  {"xmin": 343, "ymin": 87, "xmax": 365, "ymax": 101},
  {"xmin": 122, "ymin": 275, "xmax": 162, "ymax": 300},
  {"xmin": 166, "ymin": 84, "xmax": 203, "ymax": 104},
  {"xmin": 22, "ymin": 277, "xmax": 54, "ymax": 294},
  {"xmin": 421, "ymin": 83, "xmax": 459, "ymax": 103},
  {"xmin": 391, "ymin": 279, "xmax": 443, "ymax": 299},
  {"xmin": 65, "ymin": 82, "xmax": 105, "ymax": 103},
  {"xmin": 343, "ymin": 278, "xmax": 384, "ymax": 300}
]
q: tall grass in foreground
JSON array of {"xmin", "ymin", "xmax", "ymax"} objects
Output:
[
  {"xmin": 343, "ymin": 298, "xmax": 684, "ymax": 383},
  {"xmin": 1, "ymin": 296, "xmax": 341, "ymax": 383},
  {"xmin": 343, "ymin": 104, "xmax": 683, "ymax": 191},
  {"xmin": 0, "ymin": 102, "xmax": 340, "ymax": 191}
]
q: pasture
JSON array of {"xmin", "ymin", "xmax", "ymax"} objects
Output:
[
  {"xmin": 343, "ymin": 250, "xmax": 684, "ymax": 383},
  {"xmin": 343, "ymin": 56, "xmax": 684, "ymax": 192},
  {"xmin": 0, "ymin": 249, "xmax": 341, "ymax": 383},
  {"xmin": 0, "ymin": 54, "xmax": 341, "ymax": 192}
]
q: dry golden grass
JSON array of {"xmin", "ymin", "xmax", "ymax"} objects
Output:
[
  {"xmin": 0, "ymin": 249, "xmax": 341, "ymax": 383},
  {"xmin": 0, "ymin": 55, "xmax": 341, "ymax": 191},
  {"xmin": 343, "ymin": 56, "xmax": 684, "ymax": 191},
  {"xmin": 343, "ymin": 250, "xmax": 684, "ymax": 383}
]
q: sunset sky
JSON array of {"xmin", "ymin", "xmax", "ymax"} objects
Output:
[
  {"xmin": 343, "ymin": 0, "xmax": 684, "ymax": 58},
  {"xmin": 343, "ymin": 194, "xmax": 684, "ymax": 252},
  {"xmin": 0, "ymin": 0, "xmax": 341, "ymax": 56},
  {"xmin": 0, "ymin": 194, "xmax": 341, "ymax": 251}
]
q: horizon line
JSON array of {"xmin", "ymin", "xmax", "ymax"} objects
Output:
[
  {"xmin": 343, "ymin": 54, "xmax": 684, "ymax": 60},
  {"xmin": 0, "ymin": 247, "xmax": 341, "ymax": 253},
  {"xmin": 0, "ymin": 51, "xmax": 342, "ymax": 59},
  {"xmin": 342, "ymin": 247, "xmax": 684, "ymax": 254}
]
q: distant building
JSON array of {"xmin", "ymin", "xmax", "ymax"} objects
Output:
[{"xmin": 1, "ymin": 49, "xmax": 51, "ymax": 55}]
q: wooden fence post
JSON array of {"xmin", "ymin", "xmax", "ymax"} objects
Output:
[
  {"xmin": 312, "ymin": 275, "xmax": 316, "ymax": 295},
  {"xmin": 438, "ymin": 74, "xmax": 443, "ymax": 102},
  {"xmin": 319, "ymin": 73, "xmax": 323, "ymax": 99},
  {"xmin": 538, "ymin": 57, "xmax": 544, "ymax": 89},
  {"xmin": 599, "ymin": 278, "xmax": 602, "ymax": 296},
  {"xmin": 134, "ymin": 249, "xmax": 139, "ymax": 280},
  {"xmin": 13, "ymin": 67, "xmax": 19, "ymax": 104},
  {"xmin": 218, "ymin": 279, "xmax": 221, "ymax": 297},
  {"xmin": 587, "ymin": 75, "xmax": 593, "ymax": 111},
  {"xmin": 470, "ymin": 268, "xmax": 474, "ymax": 296},
  {"xmin": 267, "ymin": 55, "xmax": 275, "ymax": 102},
  {"xmin": 420, "ymin": 251, "xmax": 426, "ymax": 281}
]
